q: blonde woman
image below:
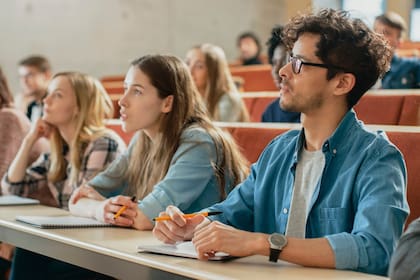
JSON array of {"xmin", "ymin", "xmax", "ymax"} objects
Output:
[
  {"xmin": 186, "ymin": 44, "xmax": 249, "ymax": 122},
  {"xmin": 2, "ymin": 72, "xmax": 126, "ymax": 208},
  {"xmin": 5, "ymin": 72, "xmax": 126, "ymax": 280},
  {"xmin": 69, "ymin": 55, "xmax": 248, "ymax": 231}
]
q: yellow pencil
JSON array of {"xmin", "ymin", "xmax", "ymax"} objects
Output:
[
  {"xmin": 113, "ymin": 196, "xmax": 136, "ymax": 220},
  {"xmin": 153, "ymin": 211, "xmax": 222, "ymax": 222}
]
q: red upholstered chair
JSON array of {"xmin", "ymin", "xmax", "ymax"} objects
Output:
[
  {"xmin": 354, "ymin": 95, "xmax": 404, "ymax": 125},
  {"xmin": 230, "ymin": 65, "xmax": 277, "ymax": 92},
  {"xmin": 388, "ymin": 130, "xmax": 420, "ymax": 226},
  {"xmin": 399, "ymin": 95, "xmax": 420, "ymax": 125}
]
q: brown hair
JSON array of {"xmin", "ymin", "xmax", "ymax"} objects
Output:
[
  {"xmin": 375, "ymin": 12, "xmax": 407, "ymax": 38},
  {"xmin": 18, "ymin": 55, "xmax": 51, "ymax": 73},
  {"xmin": 126, "ymin": 55, "xmax": 248, "ymax": 200}
]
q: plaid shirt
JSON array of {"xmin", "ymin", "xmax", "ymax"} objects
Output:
[{"xmin": 2, "ymin": 132, "xmax": 125, "ymax": 209}]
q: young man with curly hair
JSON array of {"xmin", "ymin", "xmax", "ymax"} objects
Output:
[{"xmin": 153, "ymin": 9, "xmax": 409, "ymax": 276}]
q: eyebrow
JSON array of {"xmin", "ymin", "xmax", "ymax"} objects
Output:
[
  {"xmin": 292, "ymin": 53, "xmax": 312, "ymax": 61},
  {"xmin": 49, "ymin": 88, "xmax": 64, "ymax": 92},
  {"xmin": 123, "ymin": 82, "xmax": 144, "ymax": 89}
]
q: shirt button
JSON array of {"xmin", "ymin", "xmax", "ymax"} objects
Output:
[
  {"xmin": 333, "ymin": 149, "xmax": 337, "ymax": 154},
  {"xmin": 283, "ymin": 208, "xmax": 288, "ymax": 214}
]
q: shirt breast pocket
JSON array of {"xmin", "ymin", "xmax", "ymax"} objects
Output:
[{"xmin": 311, "ymin": 207, "xmax": 353, "ymax": 235}]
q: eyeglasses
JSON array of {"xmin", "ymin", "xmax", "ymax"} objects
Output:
[{"xmin": 288, "ymin": 56, "xmax": 344, "ymax": 74}]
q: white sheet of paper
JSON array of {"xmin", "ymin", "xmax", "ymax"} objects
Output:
[
  {"xmin": 0, "ymin": 195, "xmax": 40, "ymax": 206},
  {"xmin": 138, "ymin": 241, "xmax": 231, "ymax": 260}
]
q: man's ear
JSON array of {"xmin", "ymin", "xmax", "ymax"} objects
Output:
[
  {"xmin": 161, "ymin": 95, "xmax": 174, "ymax": 113},
  {"xmin": 334, "ymin": 73, "xmax": 356, "ymax": 96}
]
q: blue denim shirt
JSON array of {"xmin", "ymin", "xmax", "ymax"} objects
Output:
[
  {"xmin": 208, "ymin": 110, "xmax": 409, "ymax": 276},
  {"xmin": 381, "ymin": 55, "xmax": 420, "ymax": 89}
]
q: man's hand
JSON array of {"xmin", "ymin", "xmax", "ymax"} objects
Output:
[
  {"xmin": 192, "ymin": 221, "xmax": 268, "ymax": 260},
  {"xmin": 153, "ymin": 206, "xmax": 210, "ymax": 243}
]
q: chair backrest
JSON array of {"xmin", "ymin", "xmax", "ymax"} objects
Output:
[
  {"xmin": 241, "ymin": 90, "xmax": 420, "ymax": 125},
  {"xmin": 229, "ymin": 65, "xmax": 277, "ymax": 91}
]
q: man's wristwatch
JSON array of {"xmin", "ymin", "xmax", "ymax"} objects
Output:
[{"xmin": 268, "ymin": 233, "xmax": 287, "ymax": 262}]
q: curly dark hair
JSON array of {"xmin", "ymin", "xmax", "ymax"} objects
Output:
[
  {"xmin": 283, "ymin": 9, "xmax": 392, "ymax": 109},
  {"xmin": 266, "ymin": 25, "xmax": 284, "ymax": 65}
]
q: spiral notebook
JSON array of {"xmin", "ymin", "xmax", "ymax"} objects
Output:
[
  {"xmin": 15, "ymin": 215, "xmax": 113, "ymax": 229},
  {"xmin": 137, "ymin": 241, "xmax": 232, "ymax": 261},
  {"xmin": 0, "ymin": 195, "xmax": 40, "ymax": 206}
]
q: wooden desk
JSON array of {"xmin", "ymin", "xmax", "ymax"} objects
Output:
[{"xmin": 0, "ymin": 205, "xmax": 388, "ymax": 280}]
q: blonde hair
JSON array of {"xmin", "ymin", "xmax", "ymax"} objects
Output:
[
  {"xmin": 195, "ymin": 44, "xmax": 249, "ymax": 122},
  {"xmin": 126, "ymin": 55, "xmax": 248, "ymax": 200},
  {"xmin": 48, "ymin": 72, "xmax": 114, "ymax": 185}
]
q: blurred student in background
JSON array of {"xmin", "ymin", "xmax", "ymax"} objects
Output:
[
  {"xmin": 236, "ymin": 31, "xmax": 264, "ymax": 65},
  {"xmin": 0, "ymin": 66, "xmax": 48, "ymax": 182},
  {"xmin": 186, "ymin": 44, "xmax": 249, "ymax": 122},
  {"xmin": 17, "ymin": 55, "xmax": 52, "ymax": 121},
  {"xmin": 0, "ymin": 66, "xmax": 48, "ymax": 280},
  {"xmin": 261, "ymin": 25, "xmax": 301, "ymax": 123},
  {"xmin": 374, "ymin": 12, "xmax": 420, "ymax": 89}
]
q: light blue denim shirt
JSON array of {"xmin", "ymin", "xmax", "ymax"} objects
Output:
[
  {"xmin": 89, "ymin": 125, "xmax": 231, "ymax": 222},
  {"xmin": 207, "ymin": 110, "xmax": 409, "ymax": 276}
]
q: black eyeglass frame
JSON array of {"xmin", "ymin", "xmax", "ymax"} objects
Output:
[{"xmin": 288, "ymin": 56, "xmax": 345, "ymax": 74}]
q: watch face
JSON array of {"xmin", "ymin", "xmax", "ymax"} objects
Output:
[{"xmin": 269, "ymin": 234, "xmax": 287, "ymax": 249}]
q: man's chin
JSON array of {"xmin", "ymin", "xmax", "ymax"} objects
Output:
[{"xmin": 279, "ymin": 102, "xmax": 298, "ymax": 113}]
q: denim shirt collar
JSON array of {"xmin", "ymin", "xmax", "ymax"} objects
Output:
[{"xmin": 292, "ymin": 109, "xmax": 359, "ymax": 162}]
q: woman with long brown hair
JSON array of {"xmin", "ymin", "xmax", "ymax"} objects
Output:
[{"xmin": 69, "ymin": 54, "xmax": 248, "ymax": 230}]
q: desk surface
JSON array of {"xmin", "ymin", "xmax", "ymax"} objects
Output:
[{"xmin": 0, "ymin": 205, "xmax": 388, "ymax": 280}]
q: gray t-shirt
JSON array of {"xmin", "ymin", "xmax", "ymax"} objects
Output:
[{"xmin": 286, "ymin": 147, "xmax": 325, "ymax": 238}]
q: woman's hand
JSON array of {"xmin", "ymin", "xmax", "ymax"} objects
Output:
[
  {"xmin": 70, "ymin": 184, "xmax": 104, "ymax": 205},
  {"xmin": 98, "ymin": 195, "xmax": 138, "ymax": 227},
  {"xmin": 25, "ymin": 118, "xmax": 52, "ymax": 145}
]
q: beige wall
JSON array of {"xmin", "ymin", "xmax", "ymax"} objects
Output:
[
  {"xmin": 0, "ymin": 0, "xmax": 287, "ymax": 94},
  {"xmin": 0, "ymin": 0, "xmax": 416, "ymax": 96},
  {"xmin": 387, "ymin": 0, "xmax": 415, "ymax": 40}
]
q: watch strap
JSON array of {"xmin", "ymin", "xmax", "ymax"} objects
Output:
[{"xmin": 269, "ymin": 248, "xmax": 281, "ymax": 262}]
